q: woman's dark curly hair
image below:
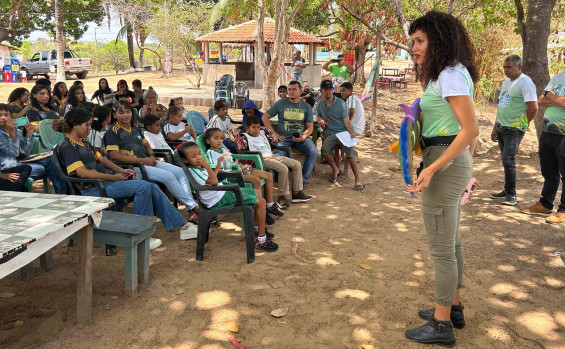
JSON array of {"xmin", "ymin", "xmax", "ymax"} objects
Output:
[
  {"xmin": 409, "ymin": 11, "xmax": 478, "ymax": 84},
  {"xmin": 30, "ymin": 85, "xmax": 55, "ymax": 110},
  {"xmin": 8, "ymin": 87, "xmax": 29, "ymax": 103},
  {"xmin": 52, "ymin": 107, "xmax": 92, "ymax": 134},
  {"xmin": 91, "ymin": 78, "xmax": 112, "ymax": 100},
  {"xmin": 67, "ymin": 85, "xmax": 85, "ymax": 108}
]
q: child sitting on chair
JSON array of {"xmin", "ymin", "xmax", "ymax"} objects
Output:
[
  {"xmin": 143, "ymin": 114, "xmax": 173, "ymax": 153},
  {"xmin": 164, "ymin": 106, "xmax": 196, "ymax": 142},
  {"xmin": 179, "ymin": 142, "xmax": 278, "ymax": 252},
  {"xmin": 170, "ymin": 97, "xmax": 209, "ymax": 135},
  {"xmin": 204, "ymin": 127, "xmax": 283, "ymax": 223},
  {"xmin": 88, "ymin": 106, "xmax": 111, "ymax": 157},
  {"xmin": 207, "ymin": 99, "xmax": 237, "ymax": 153},
  {"xmin": 237, "ymin": 115, "xmax": 312, "ymax": 209}
]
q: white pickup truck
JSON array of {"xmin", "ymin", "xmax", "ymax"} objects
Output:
[{"xmin": 21, "ymin": 49, "xmax": 92, "ymax": 80}]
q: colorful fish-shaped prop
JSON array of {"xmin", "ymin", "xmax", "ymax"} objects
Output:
[{"xmin": 389, "ymin": 98, "xmax": 423, "ymax": 197}]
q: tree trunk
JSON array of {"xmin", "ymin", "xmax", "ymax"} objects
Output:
[
  {"xmin": 126, "ymin": 26, "xmax": 137, "ymax": 69},
  {"xmin": 164, "ymin": 44, "xmax": 173, "ymax": 78},
  {"xmin": 54, "ymin": 0, "xmax": 65, "ymax": 82},
  {"xmin": 257, "ymin": 0, "xmax": 305, "ymax": 109},
  {"xmin": 514, "ymin": 0, "xmax": 557, "ymax": 138},
  {"xmin": 138, "ymin": 30, "xmax": 147, "ymax": 68}
]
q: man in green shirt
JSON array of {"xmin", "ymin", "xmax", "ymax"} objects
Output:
[
  {"xmin": 322, "ymin": 54, "xmax": 354, "ymax": 96},
  {"xmin": 490, "ymin": 55, "xmax": 538, "ymax": 206},
  {"xmin": 521, "ymin": 68, "xmax": 565, "ymax": 223}
]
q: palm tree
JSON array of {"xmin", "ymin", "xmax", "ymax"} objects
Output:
[
  {"xmin": 115, "ymin": 21, "xmax": 137, "ymax": 70},
  {"xmin": 54, "ymin": 0, "xmax": 66, "ymax": 81}
]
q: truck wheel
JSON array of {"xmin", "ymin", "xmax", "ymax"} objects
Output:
[{"xmin": 75, "ymin": 71, "xmax": 88, "ymax": 79}]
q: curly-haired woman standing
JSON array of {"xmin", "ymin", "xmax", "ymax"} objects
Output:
[{"xmin": 404, "ymin": 11, "xmax": 479, "ymax": 347}]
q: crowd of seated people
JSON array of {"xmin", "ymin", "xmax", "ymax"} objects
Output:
[{"xmin": 1, "ymin": 76, "xmax": 368, "ymax": 256}]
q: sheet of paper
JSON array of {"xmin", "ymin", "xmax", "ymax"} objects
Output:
[{"xmin": 335, "ymin": 131, "xmax": 360, "ymax": 147}]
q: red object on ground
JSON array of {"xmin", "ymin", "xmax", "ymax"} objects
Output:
[
  {"xmin": 228, "ymin": 336, "xmax": 248, "ymax": 349},
  {"xmin": 3, "ymin": 71, "xmax": 11, "ymax": 82}
]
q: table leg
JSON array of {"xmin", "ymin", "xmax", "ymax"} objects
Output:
[
  {"xmin": 39, "ymin": 250, "xmax": 53, "ymax": 272},
  {"xmin": 77, "ymin": 220, "xmax": 93, "ymax": 325},
  {"xmin": 137, "ymin": 238, "xmax": 150, "ymax": 287},
  {"xmin": 124, "ymin": 244, "xmax": 138, "ymax": 294}
]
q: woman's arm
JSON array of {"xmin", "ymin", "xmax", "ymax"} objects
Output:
[
  {"xmin": 408, "ymin": 95, "xmax": 478, "ymax": 193},
  {"xmin": 189, "ymin": 125, "xmax": 197, "ymax": 140},
  {"xmin": 107, "ymin": 150, "xmax": 155, "ymax": 166},
  {"xmin": 75, "ymin": 166, "xmax": 127, "ymax": 182},
  {"xmin": 97, "ymin": 156, "xmax": 132, "ymax": 174},
  {"xmin": 130, "ymin": 98, "xmax": 140, "ymax": 108},
  {"xmin": 13, "ymin": 104, "xmax": 31, "ymax": 118}
]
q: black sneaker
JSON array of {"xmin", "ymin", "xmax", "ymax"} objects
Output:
[
  {"xmin": 291, "ymin": 191, "xmax": 312, "ymax": 203},
  {"xmin": 502, "ymin": 194, "xmax": 518, "ymax": 206},
  {"xmin": 490, "ymin": 190, "xmax": 507, "ymax": 199},
  {"xmin": 267, "ymin": 205, "xmax": 284, "ymax": 217},
  {"xmin": 266, "ymin": 213, "xmax": 275, "ymax": 225},
  {"xmin": 255, "ymin": 227, "xmax": 275, "ymax": 240},
  {"xmin": 277, "ymin": 195, "xmax": 290, "ymax": 209},
  {"xmin": 255, "ymin": 239, "xmax": 278, "ymax": 251}
]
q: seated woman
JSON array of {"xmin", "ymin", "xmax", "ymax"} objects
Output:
[
  {"xmin": 0, "ymin": 103, "xmax": 69, "ymax": 194},
  {"xmin": 91, "ymin": 78, "xmax": 114, "ymax": 105},
  {"xmin": 0, "ymin": 164, "xmax": 32, "ymax": 192},
  {"xmin": 53, "ymin": 108, "xmax": 197, "ymax": 248},
  {"xmin": 26, "ymin": 85, "xmax": 60, "ymax": 132},
  {"xmin": 8, "ymin": 87, "xmax": 31, "ymax": 119},
  {"xmin": 111, "ymin": 79, "xmax": 139, "ymax": 108},
  {"xmin": 53, "ymin": 81, "xmax": 68, "ymax": 116},
  {"xmin": 105, "ymin": 100, "xmax": 199, "ymax": 238},
  {"xmin": 140, "ymin": 87, "xmax": 167, "ymax": 121},
  {"xmin": 64, "ymin": 84, "xmax": 86, "ymax": 115}
]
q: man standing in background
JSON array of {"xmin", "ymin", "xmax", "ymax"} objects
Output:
[{"xmin": 291, "ymin": 51, "xmax": 306, "ymax": 83}]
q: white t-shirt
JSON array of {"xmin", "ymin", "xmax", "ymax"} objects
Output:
[
  {"xmin": 244, "ymin": 131, "xmax": 273, "ymax": 158},
  {"xmin": 205, "ymin": 144, "xmax": 229, "ymax": 165},
  {"xmin": 207, "ymin": 114, "xmax": 233, "ymax": 138},
  {"xmin": 164, "ymin": 122, "xmax": 194, "ymax": 142},
  {"xmin": 143, "ymin": 131, "xmax": 172, "ymax": 152},
  {"xmin": 188, "ymin": 166, "xmax": 225, "ymax": 207},
  {"xmin": 87, "ymin": 130, "xmax": 105, "ymax": 149},
  {"xmin": 346, "ymin": 95, "xmax": 365, "ymax": 135}
]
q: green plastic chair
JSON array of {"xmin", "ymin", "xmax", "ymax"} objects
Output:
[
  {"xmin": 25, "ymin": 137, "xmax": 52, "ymax": 193},
  {"xmin": 38, "ymin": 119, "xmax": 64, "ymax": 150}
]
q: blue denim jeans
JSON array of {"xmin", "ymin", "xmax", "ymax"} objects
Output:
[
  {"xmin": 28, "ymin": 156, "xmax": 71, "ymax": 194},
  {"xmin": 81, "ymin": 180, "xmax": 186, "ymax": 232},
  {"xmin": 134, "ymin": 160, "xmax": 197, "ymax": 210},
  {"xmin": 274, "ymin": 136, "xmax": 318, "ymax": 183},
  {"xmin": 538, "ymin": 131, "xmax": 565, "ymax": 211},
  {"xmin": 496, "ymin": 127, "xmax": 525, "ymax": 195},
  {"xmin": 223, "ymin": 138, "xmax": 238, "ymax": 154},
  {"xmin": 293, "ymin": 73, "xmax": 303, "ymax": 83}
]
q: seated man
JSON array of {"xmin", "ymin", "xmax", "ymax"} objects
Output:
[
  {"xmin": 0, "ymin": 103, "xmax": 70, "ymax": 194},
  {"xmin": 316, "ymin": 80, "xmax": 364, "ymax": 190},
  {"xmin": 237, "ymin": 115, "xmax": 311, "ymax": 208},
  {"xmin": 261, "ymin": 80, "xmax": 318, "ymax": 185}
]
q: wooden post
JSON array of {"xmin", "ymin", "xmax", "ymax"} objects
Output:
[
  {"xmin": 219, "ymin": 42, "xmax": 224, "ymax": 64},
  {"xmin": 77, "ymin": 220, "xmax": 93, "ymax": 325},
  {"xmin": 370, "ymin": 26, "xmax": 381, "ymax": 134},
  {"xmin": 204, "ymin": 42, "xmax": 209, "ymax": 64}
]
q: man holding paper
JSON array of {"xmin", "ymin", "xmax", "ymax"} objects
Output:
[{"xmin": 316, "ymin": 79, "xmax": 364, "ymax": 190}]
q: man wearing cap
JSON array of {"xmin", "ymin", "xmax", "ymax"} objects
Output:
[
  {"xmin": 291, "ymin": 51, "xmax": 306, "ymax": 83},
  {"xmin": 322, "ymin": 54, "xmax": 354, "ymax": 97},
  {"xmin": 316, "ymin": 79, "xmax": 364, "ymax": 190}
]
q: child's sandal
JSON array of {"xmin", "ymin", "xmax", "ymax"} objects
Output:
[{"xmin": 354, "ymin": 184, "xmax": 365, "ymax": 191}]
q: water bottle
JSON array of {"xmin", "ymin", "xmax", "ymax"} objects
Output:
[{"xmin": 222, "ymin": 153, "xmax": 233, "ymax": 171}]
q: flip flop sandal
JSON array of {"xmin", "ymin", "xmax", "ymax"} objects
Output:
[
  {"xmin": 354, "ymin": 184, "xmax": 365, "ymax": 191},
  {"xmin": 328, "ymin": 170, "xmax": 342, "ymax": 183}
]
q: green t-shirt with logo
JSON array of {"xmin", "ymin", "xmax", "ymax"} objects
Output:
[
  {"xmin": 496, "ymin": 74, "xmax": 537, "ymax": 132},
  {"xmin": 543, "ymin": 71, "xmax": 565, "ymax": 135},
  {"xmin": 420, "ymin": 63, "xmax": 474, "ymax": 138},
  {"xmin": 327, "ymin": 64, "xmax": 351, "ymax": 80}
]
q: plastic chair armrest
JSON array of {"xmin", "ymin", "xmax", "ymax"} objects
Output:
[
  {"xmin": 218, "ymin": 171, "xmax": 245, "ymax": 187},
  {"xmin": 232, "ymin": 154, "xmax": 264, "ymax": 170}
]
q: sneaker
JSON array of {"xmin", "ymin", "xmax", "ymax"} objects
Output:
[
  {"xmin": 180, "ymin": 221, "xmax": 198, "ymax": 240},
  {"xmin": 291, "ymin": 191, "xmax": 312, "ymax": 203},
  {"xmin": 150, "ymin": 238, "xmax": 162, "ymax": 250},
  {"xmin": 255, "ymin": 239, "xmax": 278, "ymax": 251},
  {"xmin": 502, "ymin": 194, "xmax": 518, "ymax": 206},
  {"xmin": 277, "ymin": 195, "xmax": 290, "ymax": 209},
  {"xmin": 521, "ymin": 202, "xmax": 552, "ymax": 216},
  {"xmin": 490, "ymin": 190, "xmax": 507, "ymax": 199},
  {"xmin": 267, "ymin": 205, "xmax": 284, "ymax": 217},
  {"xmin": 266, "ymin": 213, "xmax": 275, "ymax": 225},
  {"xmin": 546, "ymin": 212, "xmax": 565, "ymax": 224},
  {"xmin": 255, "ymin": 226, "xmax": 275, "ymax": 240}
]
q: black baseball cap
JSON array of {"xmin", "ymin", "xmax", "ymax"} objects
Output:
[{"xmin": 320, "ymin": 80, "xmax": 333, "ymax": 90}]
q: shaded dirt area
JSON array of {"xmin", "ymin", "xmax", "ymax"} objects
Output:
[{"xmin": 0, "ymin": 73, "xmax": 564, "ymax": 349}]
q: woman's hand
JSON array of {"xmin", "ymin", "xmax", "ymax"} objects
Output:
[
  {"xmin": 0, "ymin": 173, "xmax": 19, "ymax": 182},
  {"xmin": 407, "ymin": 167, "xmax": 435, "ymax": 193},
  {"xmin": 142, "ymin": 157, "xmax": 157, "ymax": 166},
  {"xmin": 111, "ymin": 173, "xmax": 127, "ymax": 182},
  {"xmin": 25, "ymin": 123, "xmax": 35, "ymax": 138},
  {"xmin": 120, "ymin": 168, "xmax": 135, "ymax": 176}
]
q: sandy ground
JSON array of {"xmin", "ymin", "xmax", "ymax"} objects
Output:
[{"xmin": 0, "ymin": 67, "xmax": 564, "ymax": 348}]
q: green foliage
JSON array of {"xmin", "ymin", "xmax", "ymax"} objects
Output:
[
  {"xmin": 475, "ymin": 75, "xmax": 496, "ymax": 110},
  {"xmin": 98, "ymin": 41, "xmax": 130, "ymax": 74},
  {"xmin": 0, "ymin": 0, "xmax": 105, "ymax": 45}
]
